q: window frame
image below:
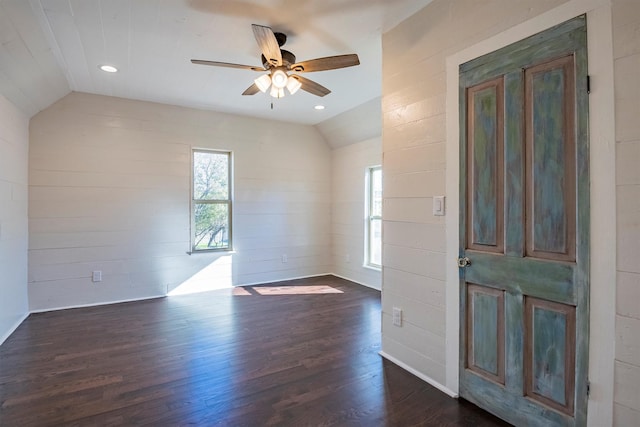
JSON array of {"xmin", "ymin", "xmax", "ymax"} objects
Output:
[
  {"xmin": 365, "ymin": 165, "xmax": 382, "ymax": 269},
  {"xmin": 190, "ymin": 149, "xmax": 233, "ymax": 253}
]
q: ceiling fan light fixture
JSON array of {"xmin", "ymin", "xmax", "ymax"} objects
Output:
[
  {"xmin": 286, "ymin": 76, "xmax": 302, "ymax": 95},
  {"xmin": 254, "ymin": 74, "xmax": 271, "ymax": 93},
  {"xmin": 270, "ymin": 86, "xmax": 285, "ymax": 99},
  {"xmin": 271, "ymin": 69, "xmax": 288, "ymax": 89}
]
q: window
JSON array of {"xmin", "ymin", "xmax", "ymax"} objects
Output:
[
  {"xmin": 366, "ymin": 166, "xmax": 382, "ymax": 268},
  {"xmin": 192, "ymin": 150, "xmax": 232, "ymax": 251}
]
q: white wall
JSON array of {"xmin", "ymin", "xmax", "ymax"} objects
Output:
[
  {"xmin": 380, "ymin": 1, "xmax": 626, "ymax": 426},
  {"xmin": 320, "ymin": 99, "xmax": 383, "ymax": 290},
  {"xmin": 0, "ymin": 94, "xmax": 29, "ymax": 344},
  {"xmin": 316, "ymin": 97, "xmax": 381, "ymax": 149},
  {"xmin": 612, "ymin": 0, "xmax": 640, "ymax": 424},
  {"xmin": 331, "ymin": 137, "xmax": 382, "ymax": 289},
  {"xmin": 28, "ymin": 92, "xmax": 332, "ymax": 311}
]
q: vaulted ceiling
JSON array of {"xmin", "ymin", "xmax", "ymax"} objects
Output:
[{"xmin": 0, "ymin": 0, "xmax": 432, "ymax": 125}]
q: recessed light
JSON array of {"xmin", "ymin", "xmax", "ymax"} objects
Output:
[
  {"xmin": 99, "ymin": 65, "xmax": 118, "ymax": 73},
  {"xmin": 314, "ymin": 105, "xmax": 325, "ymax": 110}
]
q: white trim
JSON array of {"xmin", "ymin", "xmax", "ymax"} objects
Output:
[
  {"xmin": 583, "ymin": 5, "xmax": 616, "ymax": 426},
  {"xmin": 187, "ymin": 250, "xmax": 237, "ymax": 256},
  {"xmin": 364, "ymin": 165, "xmax": 383, "ymax": 269},
  {"xmin": 445, "ymin": 1, "xmax": 615, "ymax": 426},
  {"xmin": 379, "ymin": 350, "xmax": 458, "ymax": 398},
  {"xmin": 445, "ymin": 52, "xmax": 461, "ymax": 396},
  {"xmin": 0, "ymin": 312, "xmax": 30, "ymax": 346},
  {"xmin": 29, "ymin": 294, "xmax": 166, "ymax": 314},
  {"xmin": 362, "ymin": 265, "xmax": 382, "ymax": 273}
]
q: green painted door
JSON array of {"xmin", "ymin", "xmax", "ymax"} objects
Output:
[{"xmin": 458, "ymin": 16, "xmax": 589, "ymax": 426}]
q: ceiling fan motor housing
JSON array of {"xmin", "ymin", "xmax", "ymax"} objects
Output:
[{"xmin": 261, "ymin": 50, "xmax": 296, "ymax": 69}]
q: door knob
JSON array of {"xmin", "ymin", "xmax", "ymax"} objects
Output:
[{"xmin": 457, "ymin": 257, "xmax": 472, "ymax": 268}]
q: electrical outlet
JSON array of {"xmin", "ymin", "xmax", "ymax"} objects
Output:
[
  {"xmin": 281, "ymin": 254, "xmax": 288, "ymax": 263},
  {"xmin": 392, "ymin": 307, "xmax": 402, "ymax": 326},
  {"xmin": 92, "ymin": 270, "xmax": 102, "ymax": 282}
]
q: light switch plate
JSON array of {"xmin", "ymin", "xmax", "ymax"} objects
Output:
[
  {"xmin": 392, "ymin": 307, "xmax": 402, "ymax": 326},
  {"xmin": 433, "ymin": 196, "xmax": 445, "ymax": 216}
]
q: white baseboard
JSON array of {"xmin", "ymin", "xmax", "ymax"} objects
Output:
[
  {"xmin": 29, "ymin": 294, "xmax": 166, "ymax": 314},
  {"xmin": 330, "ymin": 273, "xmax": 381, "ymax": 291},
  {"xmin": 378, "ymin": 350, "xmax": 459, "ymax": 398},
  {"xmin": 0, "ymin": 312, "xmax": 30, "ymax": 346}
]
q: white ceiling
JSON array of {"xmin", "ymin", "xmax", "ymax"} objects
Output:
[{"xmin": 0, "ymin": 0, "xmax": 432, "ymax": 125}]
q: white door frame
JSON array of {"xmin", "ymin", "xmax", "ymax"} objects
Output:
[{"xmin": 444, "ymin": 1, "xmax": 616, "ymax": 426}]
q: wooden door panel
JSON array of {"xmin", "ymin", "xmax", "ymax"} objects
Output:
[
  {"xmin": 465, "ymin": 252, "xmax": 575, "ymax": 303},
  {"xmin": 466, "ymin": 78, "xmax": 504, "ymax": 253},
  {"xmin": 525, "ymin": 297, "xmax": 576, "ymax": 415},
  {"xmin": 466, "ymin": 284, "xmax": 505, "ymax": 384},
  {"xmin": 504, "ymin": 72, "xmax": 525, "ymax": 257},
  {"xmin": 526, "ymin": 56, "xmax": 576, "ymax": 261}
]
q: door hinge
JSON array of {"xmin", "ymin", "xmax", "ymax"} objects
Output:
[
  {"xmin": 587, "ymin": 75, "xmax": 591, "ymax": 94},
  {"xmin": 587, "ymin": 380, "xmax": 591, "ymax": 397}
]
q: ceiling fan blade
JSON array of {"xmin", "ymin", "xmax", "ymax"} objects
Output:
[
  {"xmin": 252, "ymin": 24, "xmax": 282, "ymax": 67},
  {"xmin": 291, "ymin": 75, "xmax": 331, "ymax": 97},
  {"xmin": 242, "ymin": 83, "xmax": 260, "ymax": 96},
  {"xmin": 191, "ymin": 59, "xmax": 265, "ymax": 71},
  {"xmin": 291, "ymin": 54, "xmax": 360, "ymax": 73}
]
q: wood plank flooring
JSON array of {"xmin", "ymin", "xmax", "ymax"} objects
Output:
[{"xmin": 0, "ymin": 276, "xmax": 510, "ymax": 426}]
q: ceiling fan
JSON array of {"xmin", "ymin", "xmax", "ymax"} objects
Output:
[{"xmin": 191, "ymin": 24, "xmax": 360, "ymax": 98}]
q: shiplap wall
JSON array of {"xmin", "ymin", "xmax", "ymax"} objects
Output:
[
  {"xmin": 380, "ymin": 0, "xmax": 571, "ymax": 391},
  {"xmin": 28, "ymin": 92, "xmax": 331, "ymax": 311},
  {"xmin": 0, "ymin": 94, "xmax": 29, "ymax": 344},
  {"xmin": 331, "ymin": 137, "xmax": 382, "ymax": 289},
  {"xmin": 613, "ymin": 0, "xmax": 640, "ymax": 424}
]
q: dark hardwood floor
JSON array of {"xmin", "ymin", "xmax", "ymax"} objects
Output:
[{"xmin": 0, "ymin": 276, "xmax": 510, "ymax": 426}]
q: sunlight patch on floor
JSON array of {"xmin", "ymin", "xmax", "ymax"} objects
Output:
[
  {"xmin": 168, "ymin": 255, "xmax": 233, "ymax": 296},
  {"xmin": 237, "ymin": 285, "xmax": 344, "ymax": 296}
]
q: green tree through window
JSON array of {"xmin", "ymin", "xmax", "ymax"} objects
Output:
[{"xmin": 192, "ymin": 150, "xmax": 232, "ymax": 251}]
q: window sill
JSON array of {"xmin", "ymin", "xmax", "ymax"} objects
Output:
[
  {"xmin": 363, "ymin": 264, "xmax": 382, "ymax": 272},
  {"xmin": 187, "ymin": 249, "xmax": 236, "ymax": 255}
]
